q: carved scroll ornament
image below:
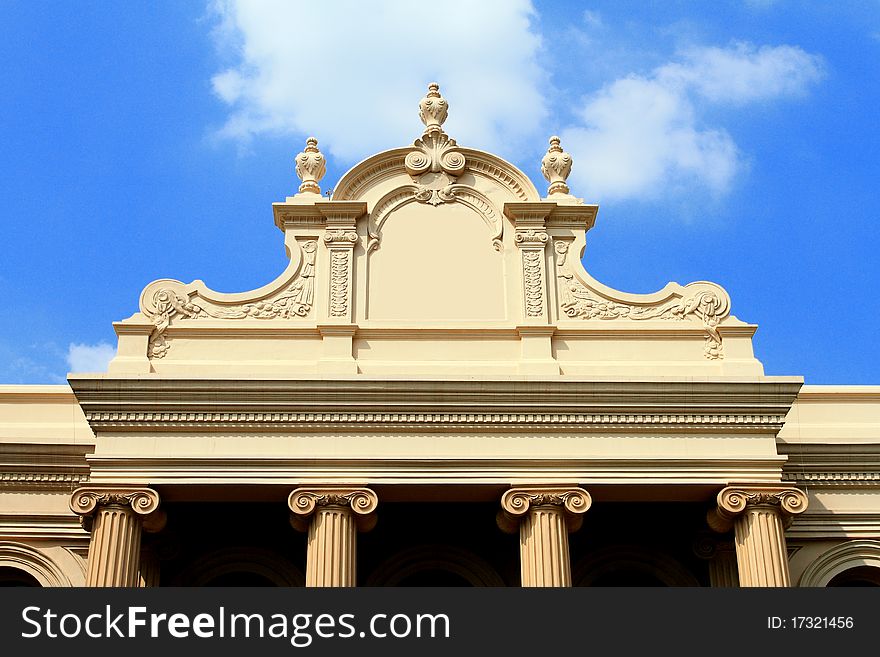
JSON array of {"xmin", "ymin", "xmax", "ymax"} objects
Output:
[
  {"xmin": 554, "ymin": 240, "xmax": 730, "ymax": 359},
  {"xmin": 142, "ymin": 240, "xmax": 317, "ymax": 358},
  {"xmin": 288, "ymin": 487, "xmax": 378, "ymax": 533},
  {"xmin": 70, "ymin": 488, "xmax": 160, "ymax": 517},
  {"xmin": 498, "ymin": 486, "xmax": 592, "ymax": 534}
]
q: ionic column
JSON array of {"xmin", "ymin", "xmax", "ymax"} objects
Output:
[
  {"xmin": 708, "ymin": 485, "xmax": 807, "ymax": 587},
  {"xmin": 69, "ymin": 486, "xmax": 165, "ymax": 587},
  {"xmin": 497, "ymin": 486, "xmax": 591, "ymax": 587},
  {"xmin": 693, "ymin": 534, "xmax": 739, "ymax": 588},
  {"xmin": 289, "ymin": 487, "xmax": 378, "ymax": 587}
]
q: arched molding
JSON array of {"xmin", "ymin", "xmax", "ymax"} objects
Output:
[
  {"xmin": 367, "ymin": 185, "xmax": 504, "ymax": 254},
  {"xmin": 0, "ymin": 542, "xmax": 75, "ymax": 587},
  {"xmin": 177, "ymin": 547, "xmax": 305, "ymax": 587},
  {"xmin": 332, "ymin": 148, "xmax": 539, "ymax": 204},
  {"xmin": 365, "ymin": 545, "xmax": 505, "ymax": 587},
  {"xmin": 798, "ymin": 540, "xmax": 880, "ymax": 587},
  {"xmin": 573, "ymin": 545, "xmax": 701, "ymax": 587}
]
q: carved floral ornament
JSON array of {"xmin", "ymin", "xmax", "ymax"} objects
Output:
[
  {"xmin": 554, "ymin": 240, "xmax": 730, "ymax": 360},
  {"xmin": 141, "ymin": 240, "xmax": 317, "ymax": 359}
]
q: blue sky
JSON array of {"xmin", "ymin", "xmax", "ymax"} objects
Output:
[{"xmin": 0, "ymin": 1, "xmax": 877, "ymax": 384}]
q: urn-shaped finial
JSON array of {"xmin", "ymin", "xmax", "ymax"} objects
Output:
[
  {"xmin": 418, "ymin": 82, "xmax": 449, "ymax": 134},
  {"xmin": 541, "ymin": 135, "xmax": 573, "ymax": 196},
  {"xmin": 295, "ymin": 137, "xmax": 326, "ymax": 195}
]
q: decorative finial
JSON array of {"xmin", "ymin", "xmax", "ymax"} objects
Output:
[
  {"xmin": 541, "ymin": 135, "xmax": 572, "ymax": 196},
  {"xmin": 418, "ymin": 82, "xmax": 448, "ymax": 134},
  {"xmin": 295, "ymin": 137, "xmax": 326, "ymax": 195}
]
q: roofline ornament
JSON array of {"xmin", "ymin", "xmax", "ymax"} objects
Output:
[
  {"xmin": 541, "ymin": 136, "xmax": 573, "ymax": 197},
  {"xmin": 405, "ymin": 83, "xmax": 466, "ymax": 205},
  {"xmin": 295, "ymin": 137, "xmax": 326, "ymax": 195}
]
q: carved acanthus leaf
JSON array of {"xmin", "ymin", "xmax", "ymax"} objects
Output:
[
  {"xmin": 143, "ymin": 240, "xmax": 317, "ymax": 359},
  {"xmin": 554, "ymin": 241, "xmax": 729, "ymax": 360}
]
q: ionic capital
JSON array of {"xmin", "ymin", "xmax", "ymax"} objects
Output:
[
  {"xmin": 709, "ymin": 485, "xmax": 808, "ymax": 532},
  {"xmin": 289, "ymin": 486, "xmax": 378, "ymax": 532},
  {"xmin": 498, "ymin": 486, "xmax": 591, "ymax": 533},
  {"xmin": 514, "ymin": 228, "xmax": 549, "ymax": 247},
  {"xmin": 323, "ymin": 229, "xmax": 359, "ymax": 246},
  {"xmin": 69, "ymin": 485, "xmax": 165, "ymax": 533}
]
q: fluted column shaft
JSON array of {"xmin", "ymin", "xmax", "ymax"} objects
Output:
[
  {"xmin": 69, "ymin": 486, "xmax": 164, "ymax": 588},
  {"xmin": 289, "ymin": 487, "xmax": 378, "ymax": 588},
  {"xmin": 88, "ymin": 505, "xmax": 141, "ymax": 586},
  {"xmin": 708, "ymin": 544, "xmax": 739, "ymax": 588},
  {"xmin": 520, "ymin": 504, "xmax": 572, "ymax": 586},
  {"xmin": 139, "ymin": 546, "xmax": 161, "ymax": 587},
  {"xmin": 498, "ymin": 486, "xmax": 591, "ymax": 587},
  {"xmin": 710, "ymin": 485, "xmax": 808, "ymax": 587}
]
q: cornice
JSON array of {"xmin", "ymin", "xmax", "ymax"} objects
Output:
[
  {"xmin": 68, "ymin": 377, "xmax": 801, "ymax": 433},
  {"xmin": 787, "ymin": 513, "xmax": 880, "ymax": 539},
  {"xmin": 795, "ymin": 386, "xmax": 880, "ymax": 403},
  {"xmin": 783, "ymin": 472, "xmax": 880, "ymax": 488},
  {"xmin": 79, "ymin": 410, "xmax": 790, "ymax": 433},
  {"xmin": 0, "ymin": 385, "xmax": 76, "ymax": 403},
  {"xmin": 0, "ymin": 443, "xmax": 92, "ymax": 491},
  {"xmin": 0, "ymin": 473, "xmax": 89, "ymax": 490}
]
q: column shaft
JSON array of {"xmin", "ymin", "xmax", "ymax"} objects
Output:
[
  {"xmin": 733, "ymin": 507, "xmax": 790, "ymax": 587},
  {"xmin": 708, "ymin": 546, "xmax": 739, "ymax": 588},
  {"xmin": 520, "ymin": 505, "xmax": 571, "ymax": 586},
  {"xmin": 306, "ymin": 506, "xmax": 358, "ymax": 587},
  {"xmin": 86, "ymin": 505, "xmax": 142, "ymax": 587}
]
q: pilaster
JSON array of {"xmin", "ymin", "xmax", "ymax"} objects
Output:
[
  {"xmin": 69, "ymin": 485, "xmax": 165, "ymax": 587},
  {"xmin": 498, "ymin": 485, "xmax": 591, "ymax": 587},
  {"xmin": 289, "ymin": 486, "xmax": 378, "ymax": 587},
  {"xmin": 708, "ymin": 485, "xmax": 808, "ymax": 587}
]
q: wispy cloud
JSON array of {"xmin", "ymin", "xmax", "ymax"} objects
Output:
[
  {"xmin": 67, "ymin": 342, "xmax": 115, "ymax": 373},
  {"xmin": 209, "ymin": 0, "xmax": 547, "ymax": 161},
  {"xmin": 562, "ymin": 42, "xmax": 825, "ymax": 202}
]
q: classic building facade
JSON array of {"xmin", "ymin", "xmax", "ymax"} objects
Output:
[{"xmin": 2, "ymin": 85, "xmax": 879, "ymax": 587}]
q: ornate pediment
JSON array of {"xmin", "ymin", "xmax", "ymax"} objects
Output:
[{"xmin": 109, "ymin": 83, "xmax": 759, "ymax": 378}]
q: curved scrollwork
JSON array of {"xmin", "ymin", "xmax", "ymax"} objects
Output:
[
  {"xmin": 140, "ymin": 240, "xmax": 317, "ymax": 358},
  {"xmin": 288, "ymin": 487, "xmax": 379, "ymax": 518},
  {"xmin": 500, "ymin": 487, "xmax": 592, "ymax": 517},
  {"xmin": 69, "ymin": 487, "xmax": 161, "ymax": 518},
  {"xmin": 555, "ymin": 240, "xmax": 731, "ymax": 359},
  {"xmin": 717, "ymin": 486, "xmax": 808, "ymax": 518}
]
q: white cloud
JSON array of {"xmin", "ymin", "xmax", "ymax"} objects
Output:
[
  {"xmin": 562, "ymin": 42, "xmax": 824, "ymax": 201},
  {"xmin": 67, "ymin": 342, "xmax": 115, "ymax": 373},
  {"xmin": 659, "ymin": 43, "xmax": 825, "ymax": 104},
  {"xmin": 582, "ymin": 10, "xmax": 602, "ymax": 28},
  {"xmin": 209, "ymin": 0, "xmax": 547, "ymax": 161}
]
